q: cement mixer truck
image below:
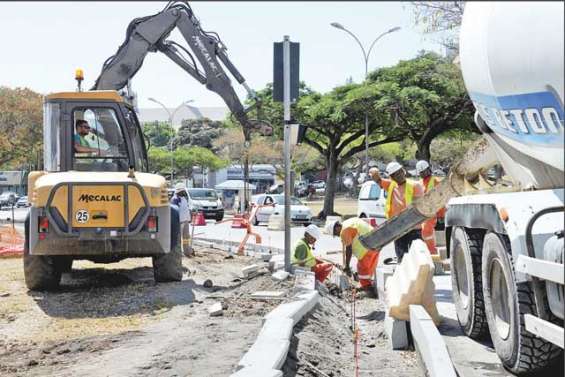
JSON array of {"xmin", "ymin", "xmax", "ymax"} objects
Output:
[{"xmin": 360, "ymin": 2, "xmax": 564, "ymax": 374}]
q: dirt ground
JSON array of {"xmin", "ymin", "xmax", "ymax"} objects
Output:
[
  {"xmin": 0, "ymin": 248, "xmax": 292, "ymax": 377},
  {"xmin": 0, "ymin": 247, "xmax": 423, "ymax": 377},
  {"xmin": 283, "ymin": 279, "xmax": 423, "ymax": 377}
]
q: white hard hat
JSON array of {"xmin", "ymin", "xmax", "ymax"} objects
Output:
[
  {"xmin": 305, "ymin": 224, "xmax": 321, "ymax": 240},
  {"xmin": 385, "ymin": 161, "xmax": 403, "ymax": 175},
  {"xmin": 415, "ymin": 160, "xmax": 430, "ymax": 175},
  {"xmin": 175, "ymin": 183, "xmax": 187, "ymax": 193},
  {"xmin": 324, "ymin": 220, "xmax": 338, "ymax": 236}
]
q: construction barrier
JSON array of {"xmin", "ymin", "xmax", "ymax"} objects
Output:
[
  {"xmin": 231, "ymin": 214, "xmax": 247, "ymax": 229},
  {"xmin": 0, "ymin": 225, "xmax": 24, "ymax": 258},
  {"xmin": 385, "ymin": 239, "xmax": 441, "ymax": 325}
]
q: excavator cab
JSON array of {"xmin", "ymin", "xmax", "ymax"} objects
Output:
[
  {"xmin": 43, "ymin": 91, "xmax": 148, "ymax": 173},
  {"xmin": 23, "ymin": 90, "xmax": 182, "ymax": 291}
]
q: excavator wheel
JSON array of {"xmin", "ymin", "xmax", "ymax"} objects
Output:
[
  {"xmin": 23, "ymin": 215, "xmax": 62, "ymax": 291},
  {"xmin": 153, "ymin": 205, "xmax": 183, "ymax": 282},
  {"xmin": 482, "ymin": 232, "xmax": 562, "ymax": 374},
  {"xmin": 450, "ymin": 227, "xmax": 489, "ymax": 339}
]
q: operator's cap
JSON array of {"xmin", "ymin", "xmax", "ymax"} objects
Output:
[
  {"xmin": 305, "ymin": 224, "xmax": 321, "ymax": 240},
  {"xmin": 324, "ymin": 220, "xmax": 339, "ymax": 236},
  {"xmin": 385, "ymin": 161, "xmax": 403, "ymax": 175},
  {"xmin": 415, "ymin": 160, "xmax": 430, "ymax": 175},
  {"xmin": 175, "ymin": 183, "xmax": 187, "ymax": 193}
]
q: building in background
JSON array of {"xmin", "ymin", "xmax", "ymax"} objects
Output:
[
  {"xmin": 0, "ymin": 171, "xmax": 27, "ymax": 195},
  {"xmin": 138, "ymin": 106, "xmax": 229, "ymax": 129}
]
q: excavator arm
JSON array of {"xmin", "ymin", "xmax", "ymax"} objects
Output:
[{"xmin": 92, "ymin": 1, "xmax": 269, "ymax": 136}]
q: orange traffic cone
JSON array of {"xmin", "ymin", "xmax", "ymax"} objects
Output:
[
  {"xmin": 231, "ymin": 214, "xmax": 246, "ymax": 229},
  {"xmin": 193, "ymin": 211, "xmax": 206, "ymax": 226}
]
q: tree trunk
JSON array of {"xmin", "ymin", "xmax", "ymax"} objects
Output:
[
  {"xmin": 321, "ymin": 149, "xmax": 339, "ymax": 219},
  {"xmin": 415, "ymin": 139, "xmax": 432, "ymax": 161}
]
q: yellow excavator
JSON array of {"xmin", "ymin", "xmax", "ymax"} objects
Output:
[{"xmin": 25, "ymin": 1, "xmax": 270, "ymax": 290}]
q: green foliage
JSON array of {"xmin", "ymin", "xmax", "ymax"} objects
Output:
[
  {"xmin": 174, "ymin": 118, "xmax": 223, "ymax": 150},
  {"xmin": 174, "ymin": 146, "xmax": 228, "ymax": 177},
  {"xmin": 0, "ymin": 87, "xmax": 43, "ymax": 169},
  {"xmin": 143, "ymin": 121, "xmax": 175, "ymax": 148},
  {"xmin": 430, "ymin": 129, "xmax": 480, "ymax": 167},
  {"xmin": 147, "ymin": 146, "xmax": 172, "ymax": 174},
  {"xmin": 367, "ymin": 51, "xmax": 475, "ymax": 159}
]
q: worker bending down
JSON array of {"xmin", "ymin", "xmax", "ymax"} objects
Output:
[
  {"xmin": 415, "ymin": 160, "xmax": 446, "ymax": 255},
  {"xmin": 326, "ymin": 218, "xmax": 379, "ymax": 298},
  {"xmin": 369, "ymin": 162, "xmax": 424, "ymax": 262},
  {"xmin": 292, "ymin": 224, "xmax": 334, "ymax": 283}
]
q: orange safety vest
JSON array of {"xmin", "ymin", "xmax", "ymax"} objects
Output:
[
  {"xmin": 340, "ymin": 217, "xmax": 374, "ymax": 260},
  {"xmin": 385, "ymin": 180, "xmax": 415, "ymax": 219}
]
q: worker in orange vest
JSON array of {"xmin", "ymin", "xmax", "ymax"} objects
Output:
[
  {"xmin": 415, "ymin": 160, "xmax": 446, "ymax": 255},
  {"xmin": 292, "ymin": 224, "xmax": 334, "ymax": 283},
  {"xmin": 369, "ymin": 162, "xmax": 424, "ymax": 262},
  {"xmin": 325, "ymin": 218, "xmax": 379, "ymax": 298}
]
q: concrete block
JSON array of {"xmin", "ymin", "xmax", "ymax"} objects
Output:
[
  {"xmin": 242, "ymin": 264, "xmax": 260, "ymax": 278},
  {"xmin": 238, "ymin": 338, "xmax": 290, "ymax": 370},
  {"xmin": 375, "ymin": 264, "xmax": 396, "ymax": 301},
  {"xmin": 295, "ymin": 291, "xmax": 320, "ymax": 314},
  {"xmin": 230, "ymin": 367, "xmax": 283, "ymax": 377},
  {"xmin": 264, "ymin": 300, "xmax": 307, "ymax": 325},
  {"xmin": 251, "ymin": 291, "xmax": 286, "ymax": 299},
  {"xmin": 208, "ymin": 302, "xmax": 223, "ymax": 317},
  {"xmin": 409, "ymin": 305, "xmax": 456, "ymax": 377},
  {"xmin": 294, "ymin": 270, "xmax": 315, "ymax": 292},
  {"xmin": 384, "ymin": 311, "xmax": 409, "ymax": 350},
  {"xmin": 272, "ymin": 271, "xmax": 289, "ymax": 281},
  {"xmin": 385, "ymin": 240, "xmax": 441, "ymax": 325},
  {"xmin": 258, "ymin": 317, "xmax": 294, "ymax": 341}
]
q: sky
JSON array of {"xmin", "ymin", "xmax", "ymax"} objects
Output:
[{"xmin": 0, "ymin": 1, "xmax": 444, "ymax": 109}]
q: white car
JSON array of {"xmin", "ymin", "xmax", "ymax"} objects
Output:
[
  {"xmin": 357, "ymin": 181, "xmax": 386, "ymax": 219},
  {"xmin": 251, "ymin": 194, "xmax": 313, "ymax": 225}
]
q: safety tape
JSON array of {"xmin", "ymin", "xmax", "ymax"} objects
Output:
[
  {"xmin": 357, "ymin": 274, "xmax": 373, "ymax": 279},
  {"xmin": 422, "ymin": 235, "xmax": 435, "ymax": 241}
]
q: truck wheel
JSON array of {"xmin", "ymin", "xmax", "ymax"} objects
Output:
[
  {"xmin": 153, "ymin": 205, "xmax": 183, "ymax": 282},
  {"xmin": 482, "ymin": 232, "xmax": 562, "ymax": 374},
  {"xmin": 450, "ymin": 227, "xmax": 489, "ymax": 339},
  {"xmin": 23, "ymin": 217, "xmax": 61, "ymax": 291}
]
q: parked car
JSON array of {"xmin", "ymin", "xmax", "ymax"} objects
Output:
[
  {"xmin": 0, "ymin": 192, "xmax": 18, "ymax": 209},
  {"xmin": 357, "ymin": 181, "xmax": 386, "ymax": 219},
  {"xmin": 251, "ymin": 194, "xmax": 313, "ymax": 225},
  {"xmin": 312, "ymin": 180, "xmax": 326, "ymax": 189},
  {"xmin": 16, "ymin": 196, "xmax": 30, "ymax": 208},
  {"xmin": 187, "ymin": 188, "xmax": 224, "ymax": 221}
]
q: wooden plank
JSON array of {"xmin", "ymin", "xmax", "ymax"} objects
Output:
[
  {"xmin": 515, "ymin": 255, "xmax": 564, "ymax": 285},
  {"xmin": 524, "ymin": 314, "xmax": 564, "ymax": 348}
]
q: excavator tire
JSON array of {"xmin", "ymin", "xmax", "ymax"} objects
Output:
[
  {"xmin": 153, "ymin": 205, "xmax": 183, "ymax": 282},
  {"xmin": 482, "ymin": 232, "xmax": 562, "ymax": 374},
  {"xmin": 450, "ymin": 227, "xmax": 489, "ymax": 339},
  {"xmin": 23, "ymin": 215, "xmax": 62, "ymax": 291}
]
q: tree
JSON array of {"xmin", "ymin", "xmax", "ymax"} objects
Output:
[
  {"xmin": 430, "ymin": 129, "xmax": 479, "ymax": 169},
  {"xmin": 295, "ymin": 84, "xmax": 406, "ymax": 217},
  {"xmin": 368, "ymin": 51, "xmax": 476, "ymax": 160},
  {"xmin": 143, "ymin": 121, "xmax": 175, "ymax": 148},
  {"xmin": 410, "ymin": 1, "xmax": 465, "ymax": 52},
  {"xmin": 0, "ymin": 87, "xmax": 43, "ymax": 170},
  {"xmin": 147, "ymin": 147, "xmax": 172, "ymax": 175},
  {"xmin": 174, "ymin": 146, "xmax": 228, "ymax": 181},
  {"xmin": 174, "ymin": 118, "xmax": 223, "ymax": 150}
]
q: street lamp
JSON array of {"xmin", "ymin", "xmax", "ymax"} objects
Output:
[
  {"xmin": 330, "ymin": 23, "xmax": 401, "ymax": 171},
  {"xmin": 148, "ymin": 97, "xmax": 195, "ymax": 184}
]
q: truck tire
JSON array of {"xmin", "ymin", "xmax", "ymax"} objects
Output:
[
  {"xmin": 482, "ymin": 232, "xmax": 562, "ymax": 374},
  {"xmin": 450, "ymin": 227, "xmax": 489, "ymax": 339},
  {"xmin": 153, "ymin": 205, "xmax": 183, "ymax": 282},
  {"xmin": 55, "ymin": 257, "xmax": 73, "ymax": 273},
  {"xmin": 23, "ymin": 216, "xmax": 62, "ymax": 291}
]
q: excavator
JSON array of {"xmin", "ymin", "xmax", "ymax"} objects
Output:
[
  {"xmin": 24, "ymin": 1, "xmax": 270, "ymax": 290},
  {"xmin": 360, "ymin": 2, "xmax": 563, "ymax": 374}
]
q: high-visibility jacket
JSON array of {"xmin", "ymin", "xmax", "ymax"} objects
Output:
[
  {"xmin": 291, "ymin": 238, "xmax": 316, "ymax": 268},
  {"xmin": 385, "ymin": 180, "xmax": 415, "ymax": 219},
  {"xmin": 422, "ymin": 176, "xmax": 446, "ymax": 218},
  {"xmin": 340, "ymin": 217, "xmax": 374, "ymax": 260}
]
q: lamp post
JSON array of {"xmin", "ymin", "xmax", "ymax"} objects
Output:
[
  {"xmin": 330, "ymin": 23, "xmax": 401, "ymax": 172},
  {"xmin": 148, "ymin": 98, "xmax": 194, "ymax": 184}
]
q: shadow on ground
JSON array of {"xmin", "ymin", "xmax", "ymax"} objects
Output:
[{"xmin": 28, "ymin": 266, "xmax": 196, "ymax": 319}]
